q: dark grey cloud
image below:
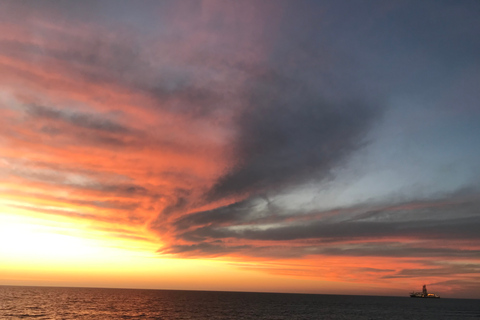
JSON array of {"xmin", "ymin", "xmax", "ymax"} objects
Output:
[
  {"xmin": 164, "ymin": 190, "xmax": 480, "ymax": 257},
  {"xmin": 27, "ymin": 105, "xmax": 130, "ymax": 134},
  {"xmin": 20, "ymin": 104, "xmax": 141, "ymax": 148},
  {"xmin": 206, "ymin": 69, "xmax": 378, "ymax": 201},
  {"xmin": 23, "ymin": 104, "xmax": 189, "ymax": 151},
  {"xmin": 147, "ymin": 80, "xmax": 223, "ymax": 118},
  {"xmin": 173, "ymin": 196, "xmax": 274, "ymax": 231},
  {"xmin": 161, "ymin": 240, "xmax": 480, "ymax": 260},
  {"xmin": 179, "ymin": 216, "xmax": 480, "ymax": 243}
]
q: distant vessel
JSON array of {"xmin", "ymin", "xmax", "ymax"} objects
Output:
[{"xmin": 410, "ymin": 285, "xmax": 440, "ymax": 298}]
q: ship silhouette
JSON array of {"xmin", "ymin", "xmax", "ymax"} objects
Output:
[{"xmin": 410, "ymin": 285, "xmax": 440, "ymax": 298}]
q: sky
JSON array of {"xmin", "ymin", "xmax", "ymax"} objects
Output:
[{"xmin": 0, "ymin": 0, "xmax": 479, "ymax": 299}]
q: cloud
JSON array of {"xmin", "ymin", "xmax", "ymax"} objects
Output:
[
  {"xmin": 7, "ymin": 203, "xmax": 118, "ymax": 224},
  {"xmin": 164, "ymin": 190, "xmax": 480, "ymax": 258},
  {"xmin": 27, "ymin": 105, "xmax": 130, "ymax": 134},
  {"xmin": 202, "ymin": 50, "xmax": 379, "ymax": 202},
  {"xmin": 158, "ymin": 242, "xmax": 251, "ymax": 257},
  {"xmin": 173, "ymin": 196, "xmax": 271, "ymax": 231},
  {"xmin": 384, "ymin": 263, "xmax": 480, "ymax": 279}
]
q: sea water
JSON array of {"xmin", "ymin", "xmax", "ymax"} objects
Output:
[{"xmin": 1, "ymin": 286, "xmax": 479, "ymax": 319}]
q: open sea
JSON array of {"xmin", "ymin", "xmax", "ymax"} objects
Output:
[{"xmin": 1, "ymin": 286, "xmax": 479, "ymax": 319}]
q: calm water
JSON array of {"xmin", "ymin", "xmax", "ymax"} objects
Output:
[{"xmin": 1, "ymin": 286, "xmax": 479, "ymax": 319}]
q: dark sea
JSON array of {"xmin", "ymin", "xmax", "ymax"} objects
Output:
[{"xmin": 1, "ymin": 286, "xmax": 479, "ymax": 320}]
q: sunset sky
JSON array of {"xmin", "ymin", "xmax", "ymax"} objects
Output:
[{"xmin": 1, "ymin": 0, "xmax": 479, "ymax": 299}]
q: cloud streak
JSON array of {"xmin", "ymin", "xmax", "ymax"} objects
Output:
[{"xmin": 164, "ymin": 191, "xmax": 480, "ymax": 257}]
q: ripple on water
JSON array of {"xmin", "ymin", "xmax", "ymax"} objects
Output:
[{"xmin": 1, "ymin": 286, "xmax": 480, "ymax": 320}]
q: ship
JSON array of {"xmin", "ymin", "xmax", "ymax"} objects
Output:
[{"xmin": 410, "ymin": 285, "xmax": 440, "ymax": 298}]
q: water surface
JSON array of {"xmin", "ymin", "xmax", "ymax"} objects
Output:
[{"xmin": 1, "ymin": 286, "xmax": 479, "ymax": 319}]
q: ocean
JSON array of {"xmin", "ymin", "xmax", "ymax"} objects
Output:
[{"xmin": 1, "ymin": 286, "xmax": 479, "ymax": 319}]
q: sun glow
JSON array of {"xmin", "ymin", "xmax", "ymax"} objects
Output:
[
  {"xmin": 0, "ymin": 210, "xmax": 149, "ymax": 266},
  {"xmin": 0, "ymin": 207, "xmax": 351, "ymax": 294},
  {"xmin": 0, "ymin": 206, "xmax": 287, "ymax": 292}
]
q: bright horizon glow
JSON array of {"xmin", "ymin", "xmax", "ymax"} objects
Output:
[{"xmin": 0, "ymin": 209, "xmax": 369, "ymax": 296}]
